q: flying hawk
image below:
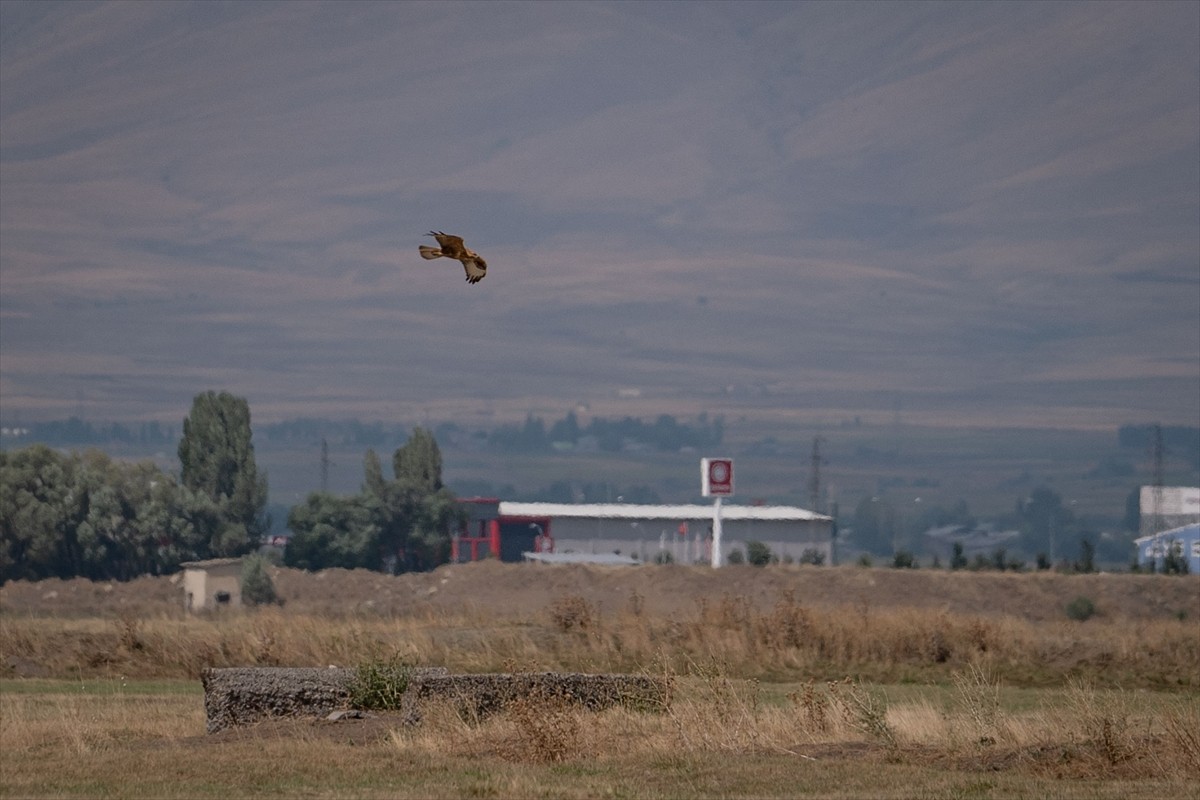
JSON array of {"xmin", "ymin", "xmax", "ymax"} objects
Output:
[{"xmin": 419, "ymin": 231, "xmax": 487, "ymax": 284}]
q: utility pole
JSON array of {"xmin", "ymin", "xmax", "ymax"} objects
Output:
[
  {"xmin": 1151, "ymin": 424, "xmax": 1165, "ymax": 566},
  {"xmin": 319, "ymin": 437, "xmax": 330, "ymax": 494},
  {"xmin": 808, "ymin": 436, "xmax": 825, "ymax": 513}
]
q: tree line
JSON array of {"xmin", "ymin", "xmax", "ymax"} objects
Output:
[
  {"xmin": 486, "ymin": 411, "xmax": 724, "ymax": 453},
  {"xmin": 847, "ymin": 485, "xmax": 1149, "ymax": 567},
  {"xmin": 0, "ymin": 392, "xmax": 461, "ymax": 584},
  {"xmin": 2, "ymin": 410, "xmax": 729, "ymax": 455},
  {"xmin": 1, "ymin": 392, "xmax": 266, "ymax": 583},
  {"xmin": 284, "ymin": 429, "xmax": 462, "ymax": 572}
]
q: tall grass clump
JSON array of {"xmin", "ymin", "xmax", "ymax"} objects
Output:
[
  {"xmin": 349, "ymin": 657, "xmax": 412, "ymax": 711},
  {"xmin": 952, "ymin": 663, "xmax": 1002, "ymax": 744},
  {"xmin": 498, "ymin": 684, "xmax": 582, "ymax": 762}
]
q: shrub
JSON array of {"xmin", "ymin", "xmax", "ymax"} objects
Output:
[
  {"xmin": 653, "ymin": 550, "xmax": 674, "ymax": 565},
  {"xmin": 726, "ymin": 549, "xmax": 745, "ymax": 565},
  {"xmin": 838, "ymin": 680, "xmax": 896, "ymax": 751},
  {"xmin": 799, "ymin": 548, "xmax": 825, "ymax": 566},
  {"xmin": 991, "ymin": 548, "xmax": 1008, "ymax": 571},
  {"xmin": 349, "ymin": 658, "xmax": 412, "ymax": 710},
  {"xmin": 1162, "ymin": 541, "xmax": 1191, "ymax": 575},
  {"xmin": 500, "ymin": 685, "xmax": 581, "ymax": 762},
  {"xmin": 1075, "ymin": 538, "xmax": 1096, "ymax": 574},
  {"xmin": 745, "ymin": 540, "xmax": 774, "ymax": 567},
  {"xmin": 892, "ymin": 550, "xmax": 916, "ymax": 569},
  {"xmin": 1066, "ymin": 595, "xmax": 1096, "ymax": 622},
  {"xmin": 241, "ymin": 555, "xmax": 279, "ymax": 606},
  {"xmin": 548, "ymin": 594, "xmax": 594, "ymax": 631}
]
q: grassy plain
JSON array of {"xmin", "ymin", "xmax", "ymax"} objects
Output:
[
  {"xmin": 1, "ymin": 565, "xmax": 1198, "ymax": 798},
  {"xmin": 1, "ymin": 673, "xmax": 1197, "ymax": 799}
]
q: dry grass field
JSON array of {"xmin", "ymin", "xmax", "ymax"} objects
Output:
[{"xmin": 1, "ymin": 562, "xmax": 1198, "ymax": 798}]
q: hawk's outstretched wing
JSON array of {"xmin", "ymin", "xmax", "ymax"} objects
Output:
[
  {"xmin": 420, "ymin": 231, "xmax": 487, "ymax": 284},
  {"xmin": 459, "ymin": 257, "xmax": 487, "ymax": 284}
]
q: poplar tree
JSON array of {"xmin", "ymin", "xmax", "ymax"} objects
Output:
[{"xmin": 178, "ymin": 391, "xmax": 268, "ymax": 554}]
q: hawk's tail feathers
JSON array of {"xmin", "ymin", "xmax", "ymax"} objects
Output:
[{"xmin": 419, "ymin": 246, "xmax": 441, "ymax": 260}]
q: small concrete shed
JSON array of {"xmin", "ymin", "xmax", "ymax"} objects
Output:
[{"xmin": 181, "ymin": 558, "xmax": 243, "ymax": 612}]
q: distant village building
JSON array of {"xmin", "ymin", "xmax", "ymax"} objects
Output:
[
  {"xmin": 181, "ymin": 558, "xmax": 243, "ymax": 612},
  {"xmin": 1134, "ymin": 523, "xmax": 1200, "ymax": 573}
]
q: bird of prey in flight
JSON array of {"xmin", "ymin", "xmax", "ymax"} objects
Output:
[{"xmin": 419, "ymin": 231, "xmax": 487, "ymax": 284}]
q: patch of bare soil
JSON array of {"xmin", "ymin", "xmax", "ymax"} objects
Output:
[{"xmin": 2, "ymin": 561, "xmax": 1196, "ymax": 623}]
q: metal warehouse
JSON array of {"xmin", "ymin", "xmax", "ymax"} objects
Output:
[
  {"xmin": 1135, "ymin": 523, "xmax": 1200, "ymax": 573},
  {"xmin": 453, "ymin": 498, "xmax": 833, "ymax": 566}
]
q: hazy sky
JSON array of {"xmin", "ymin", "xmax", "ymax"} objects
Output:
[{"xmin": 2, "ymin": 0, "xmax": 1197, "ymax": 430}]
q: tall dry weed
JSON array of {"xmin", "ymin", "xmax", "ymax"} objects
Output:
[
  {"xmin": 666, "ymin": 657, "xmax": 765, "ymax": 753},
  {"xmin": 548, "ymin": 595, "xmax": 595, "ymax": 633},
  {"xmin": 498, "ymin": 684, "xmax": 582, "ymax": 762},
  {"xmin": 952, "ymin": 663, "xmax": 1002, "ymax": 744},
  {"xmin": 1064, "ymin": 677, "xmax": 1141, "ymax": 767},
  {"xmin": 3, "ymin": 590, "xmax": 1198, "ymax": 689},
  {"xmin": 1159, "ymin": 697, "xmax": 1200, "ymax": 775}
]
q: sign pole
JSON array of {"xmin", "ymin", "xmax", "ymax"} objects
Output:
[
  {"xmin": 711, "ymin": 495, "xmax": 723, "ymax": 568},
  {"xmin": 702, "ymin": 457, "xmax": 732, "ymax": 568}
]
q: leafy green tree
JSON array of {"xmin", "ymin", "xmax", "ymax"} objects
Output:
[
  {"xmin": 392, "ymin": 427, "xmax": 443, "ymax": 493},
  {"xmin": 367, "ymin": 429, "xmax": 464, "ymax": 572},
  {"xmin": 284, "ymin": 492, "xmax": 382, "ymax": 571},
  {"xmin": 178, "ymin": 391, "xmax": 268, "ymax": 554},
  {"xmin": 131, "ymin": 475, "xmax": 222, "ymax": 570},
  {"xmin": 1, "ymin": 445, "xmax": 222, "ymax": 583},
  {"xmin": 0, "ymin": 445, "xmax": 74, "ymax": 581},
  {"xmin": 363, "ymin": 448, "xmax": 389, "ymax": 499}
]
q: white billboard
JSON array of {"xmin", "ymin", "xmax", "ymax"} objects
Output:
[{"xmin": 1140, "ymin": 486, "xmax": 1200, "ymax": 518}]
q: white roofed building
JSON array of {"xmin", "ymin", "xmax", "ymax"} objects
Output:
[
  {"xmin": 494, "ymin": 501, "xmax": 833, "ymax": 565},
  {"xmin": 1134, "ymin": 523, "xmax": 1200, "ymax": 573}
]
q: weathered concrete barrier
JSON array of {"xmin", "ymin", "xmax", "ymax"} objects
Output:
[
  {"xmin": 201, "ymin": 667, "xmax": 448, "ymax": 733},
  {"xmin": 404, "ymin": 671, "xmax": 670, "ymax": 722},
  {"xmin": 201, "ymin": 666, "xmax": 668, "ymax": 733}
]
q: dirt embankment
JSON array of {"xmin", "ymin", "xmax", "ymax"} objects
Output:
[{"xmin": 1, "ymin": 561, "xmax": 1196, "ymax": 623}]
